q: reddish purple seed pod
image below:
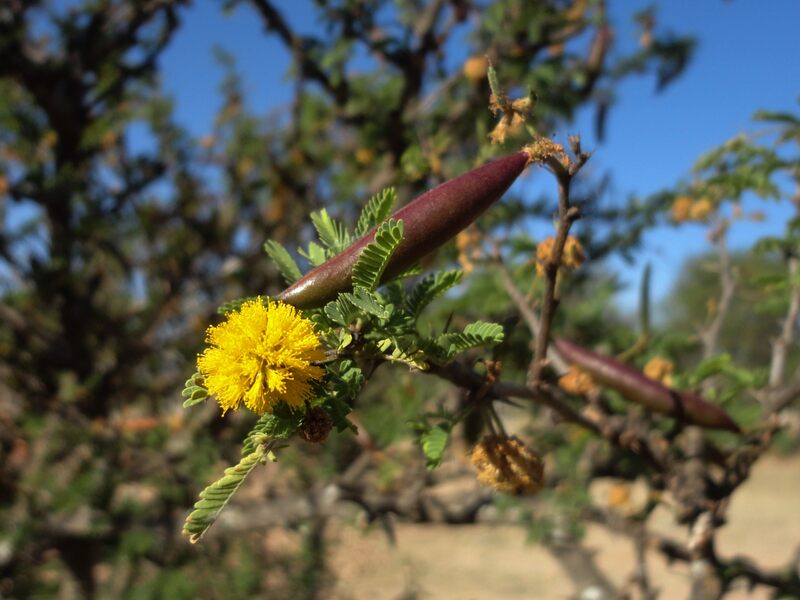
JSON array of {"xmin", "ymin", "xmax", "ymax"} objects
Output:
[
  {"xmin": 278, "ymin": 151, "xmax": 530, "ymax": 309},
  {"xmin": 554, "ymin": 338, "xmax": 741, "ymax": 433}
]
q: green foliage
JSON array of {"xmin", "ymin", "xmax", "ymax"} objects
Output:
[
  {"xmin": 183, "ymin": 443, "xmax": 273, "ymax": 543},
  {"xmin": 405, "ymin": 270, "xmax": 464, "ymax": 318},
  {"xmin": 355, "ymin": 187, "xmax": 397, "ymax": 237},
  {"xmin": 241, "ymin": 406, "xmax": 304, "ymax": 456},
  {"xmin": 181, "ymin": 372, "xmax": 209, "ymax": 408},
  {"xmin": 351, "ymin": 218, "xmax": 404, "ymax": 291},
  {"xmin": 339, "ymin": 287, "xmax": 394, "ymax": 320},
  {"xmin": 433, "ymin": 321, "xmax": 505, "ymax": 360},
  {"xmin": 421, "ymin": 425, "xmax": 451, "ymax": 470},
  {"xmin": 264, "ymin": 240, "xmax": 303, "ymax": 284},
  {"xmin": 311, "ymin": 208, "xmax": 353, "ymax": 255}
]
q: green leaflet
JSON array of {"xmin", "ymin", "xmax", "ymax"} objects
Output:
[
  {"xmin": 434, "ymin": 321, "xmax": 505, "ymax": 359},
  {"xmin": 181, "ymin": 372, "xmax": 208, "ymax": 408},
  {"xmin": 405, "ymin": 270, "xmax": 463, "ymax": 317},
  {"xmin": 355, "ymin": 187, "xmax": 396, "ymax": 237},
  {"xmin": 241, "ymin": 407, "xmax": 304, "ymax": 456},
  {"xmin": 339, "ymin": 287, "xmax": 392, "ymax": 320},
  {"xmin": 310, "ymin": 208, "xmax": 352, "ymax": 254},
  {"xmin": 182, "ymin": 444, "xmax": 269, "ymax": 544},
  {"xmin": 298, "ymin": 240, "xmax": 328, "ymax": 267},
  {"xmin": 324, "ymin": 295, "xmax": 361, "ymax": 327},
  {"xmin": 377, "ymin": 337, "xmax": 428, "ymax": 370},
  {"xmin": 421, "ymin": 424, "xmax": 450, "ymax": 470},
  {"xmin": 264, "ymin": 240, "xmax": 302, "ymax": 284},
  {"xmin": 351, "ymin": 218, "xmax": 404, "ymax": 291}
]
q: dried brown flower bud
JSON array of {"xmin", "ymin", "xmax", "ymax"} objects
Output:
[
  {"xmin": 470, "ymin": 435, "xmax": 544, "ymax": 495},
  {"xmin": 671, "ymin": 196, "xmax": 692, "ymax": 222},
  {"xmin": 298, "ymin": 406, "xmax": 333, "ymax": 443},
  {"xmin": 559, "ymin": 365, "xmax": 597, "ymax": 395},
  {"xmin": 523, "ymin": 137, "xmax": 566, "ymax": 165},
  {"xmin": 535, "ymin": 235, "xmax": 584, "ymax": 277},
  {"xmin": 689, "ymin": 198, "xmax": 713, "ymax": 221}
]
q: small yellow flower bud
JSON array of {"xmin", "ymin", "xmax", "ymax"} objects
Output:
[
  {"xmin": 462, "ymin": 56, "xmax": 488, "ymax": 83},
  {"xmin": 671, "ymin": 196, "xmax": 693, "ymax": 222},
  {"xmin": 559, "ymin": 366, "xmax": 597, "ymax": 395},
  {"xmin": 689, "ymin": 198, "xmax": 713, "ymax": 221},
  {"xmin": 355, "ymin": 147, "xmax": 374, "ymax": 166},
  {"xmin": 562, "ymin": 236, "xmax": 585, "ymax": 269},
  {"xmin": 535, "ymin": 235, "xmax": 584, "ymax": 278}
]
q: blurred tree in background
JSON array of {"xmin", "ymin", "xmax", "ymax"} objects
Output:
[{"xmin": 2, "ymin": 1, "xmax": 798, "ymax": 599}]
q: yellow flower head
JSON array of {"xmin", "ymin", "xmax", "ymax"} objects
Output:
[
  {"xmin": 197, "ymin": 298, "xmax": 325, "ymax": 415},
  {"xmin": 470, "ymin": 435, "xmax": 544, "ymax": 495}
]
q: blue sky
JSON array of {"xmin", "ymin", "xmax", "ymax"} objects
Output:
[{"xmin": 156, "ymin": 1, "xmax": 800, "ymax": 312}]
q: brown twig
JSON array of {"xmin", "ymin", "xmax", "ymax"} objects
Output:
[
  {"xmin": 528, "ymin": 136, "xmax": 589, "ymax": 386},
  {"xmin": 493, "ymin": 251, "xmax": 569, "ymax": 373},
  {"xmin": 700, "ymin": 218, "xmax": 735, "ymax": 360}
]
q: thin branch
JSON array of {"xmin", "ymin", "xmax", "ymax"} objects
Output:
[
  {"xmin": 528, "ymin": 138, "xmax": 589, "ymax": 385},
  {"xmin": 700, "ymin": 219, "xmax": 735, "ymax": 360},
  {"xmin": 247, "ymin": 0, "xmax": 349, "ymax": 105},
  {"xmin": 769, "ymin": 255, "xmax": 800, "ymax": 388},
  {"xmin": 494, "ymin": 252, "xmax": 569, "ymax": 373}
]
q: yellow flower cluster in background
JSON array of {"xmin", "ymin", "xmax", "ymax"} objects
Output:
[
  {"xmin": 462, "ymin": 55, "xmax": 488, "ymax": 83},
  {"xmin": 197, "ymin": 298, "xmax": 325, "ymax": 415},
  {"xmin": 455, "ymin": 226, "xmax": 483, "ymax": 274},
  {"xmin": 535, "ymin": 235, "xmax": 584, "ymax": 278},
  {"xmin": 558, "ymin": 365, "xmax": 597, "ymax": 395},
  {"xmin": 470, "ymin": 435, "xmax": 544, "ymax": 495},
  {"xmin": 643, "ymin": 356, "xmax": 674, "ymax": 387},
  {"xmin": 671, "ymin": 195, "xmax": 714, "ymax": 223}
]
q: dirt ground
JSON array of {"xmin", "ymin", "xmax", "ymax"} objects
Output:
[{"xmin": 324, "ymin": 455, "xmax": 800, "ymax": 599}]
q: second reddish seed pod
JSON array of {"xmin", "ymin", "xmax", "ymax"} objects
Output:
[{"xmin": 554, "ymin": 338, "xmax": 741, "ymax": 432}]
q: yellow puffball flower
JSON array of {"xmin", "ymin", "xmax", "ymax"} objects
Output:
[
  {"xmin": 671, "ymin": 196, "xmax": 692, "ymax": 222},
  {"xmin": 689, "ymin": 198, "xmax": 713, "ymax": 221},
  {"xmin": 197, "ymin": 298, "xmax": 325, "ymax": 415},
  {"xmin": 643, "ymin": 356, "xmax": 674, "ymax": 387}
]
